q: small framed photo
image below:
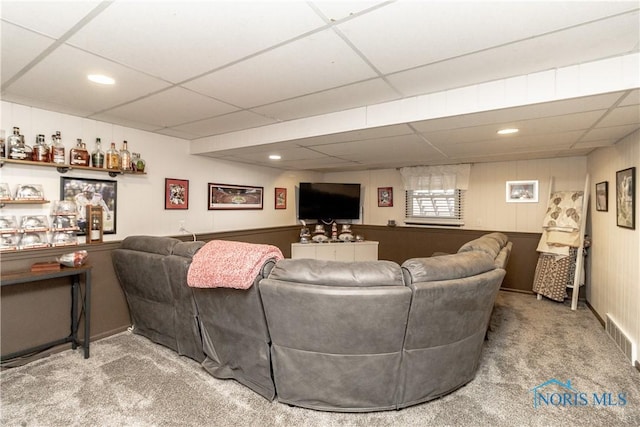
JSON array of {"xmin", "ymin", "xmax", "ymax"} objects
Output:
[
  {"xmin": 208, "ymin": 183, "xmax": 263, "ymax": 210},
  {"xmin": 595, "ymin": 181, "xmax": 608, "ymax": 212},
  {"xmin": 275, "ymin": 187, "xmax": 287, "ymax": 209},
  {"xmin": 378, "ymin": 187, "xmax": 393, "ymax": 207},
  {"xmin": 506, "ymin": 180, "xmax": 538, "ymax": 203},
  {"xmin": 616, "ymin": 167, "xmax": 635, "ymax": 229},
  {"xmin": 165, "ymin": 178, "xmax": 189, "ymax": 210}
]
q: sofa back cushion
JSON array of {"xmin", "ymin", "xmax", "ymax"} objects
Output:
[
  {"xmin": 267, "ymin": 258, "xmax": 404, "ymax": 287},
  {"xmin": 119, "ymin": 235, "xmax": 180, "ymax": 255},
  {"xmin": 402, "ymin": 251, "xmax": 495, "ymax": 284},
  {"xmin": 457, "ymin": 236, "xmax": 500, "ymax": 258}
]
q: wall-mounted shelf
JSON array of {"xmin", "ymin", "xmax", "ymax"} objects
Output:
[
  {"xmin": 0, "ymin": 199, "xmax": 50, "ymax": 209},
  {"xmin": 0, "ymin": 159, "xmax": 146, "ymax": 177}
]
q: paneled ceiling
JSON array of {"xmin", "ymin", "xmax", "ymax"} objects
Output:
[{"xmin": 1, "ymin": 1, "xmax": 639, "ymax": 172}]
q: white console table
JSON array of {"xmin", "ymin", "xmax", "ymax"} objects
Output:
[{"xmin": 291, "ymin": 241, "xmax": 378, "ymax": 262}]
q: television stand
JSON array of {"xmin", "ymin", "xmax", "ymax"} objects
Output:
[{"xmin": 291, "ymin": 241, "xmax": 378, "ymax": 261}]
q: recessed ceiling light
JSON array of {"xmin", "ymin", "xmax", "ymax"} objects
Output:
[
  {"xmin": 87, "ymin": 74, "xmax": 115, "ymax": 85},
  {"xmin": 269, "ymin": 154, "xmax": 281, "ymax": 160},
  {"xmin": 497, "ymin": 128, "xmax": 519, "ymax": 135}
]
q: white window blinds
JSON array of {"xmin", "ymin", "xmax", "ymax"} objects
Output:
[{"xmin": 400, "ymin": 164, "xmax": 471, "ymax": 226}]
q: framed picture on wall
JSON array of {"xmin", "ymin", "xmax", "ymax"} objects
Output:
[
  {"xmin": 60, "ymin": 177, "xmax": 117, "ymax": 235},
  {"xmin": 275, "ymin": 187, "xmax": 287, "ymax": 209},
  {"xmin": 165, "ymin": 178, "xmax": 189, "ymax": 210},
  {"xmin": 616, "ymin": 167, "xmax": 635, "ymax": 229},
  {"xmin": 595, "ymin": 181, "xmax": 608, "ymax": 212},
  {"xmin": 378, "ymin": 187, "xmax": 393, "ymax": 207},
  {"xmin": 506, "ymin": 180, "xmax": 538, "ymax": 203},
  {"xmin": 208, "ymin": 183, "xmax": 264, "ymax": 210}
]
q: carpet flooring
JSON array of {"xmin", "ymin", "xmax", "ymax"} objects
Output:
[{"xmin": 1, "ymin": 291, "xmax": 639, "ymax": 426}]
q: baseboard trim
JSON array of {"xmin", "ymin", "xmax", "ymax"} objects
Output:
[
  {"xmin": 499, "ymin": 287, "xmax": 533, "ymax": 295},
  {"xmin": 586, "ymin": 301, "xmax": 605, "ymax": 327}
]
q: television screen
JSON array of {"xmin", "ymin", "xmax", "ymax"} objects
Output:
[{"xmin": 298, "ymin": 182, "xmax": 361, "ymax": 221}]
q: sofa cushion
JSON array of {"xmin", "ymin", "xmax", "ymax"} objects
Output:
[
  {"xmin": 457, "ymin": 236, "xmax": 501, "ymax": 258},
  {"xmin": 172, "ymin": 240, "xmax": 205, "ymax": 258},
  {"xmin": 268, "ymin": 259, "xmax": 403, "ymax": 287},
  {"xmin": 402, "ymin": 251, "xmax": 495, "ymax": 283},
  {"xmin": 120, "ymin": 235, "xmax": 179, "ymax": 255}
]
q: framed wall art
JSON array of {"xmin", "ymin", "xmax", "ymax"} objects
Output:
[
  {"xmin": 165, "ymin": 178, "xmax": 189, "ymax": 210},
  {"xmin": 378, "ymin": 187, "xmax": 393, "ymax": 207},
  {"xmin": 506, "ymin": 180, "xmax": 538, "ymax": 203},
  {"xmin": 616, "ymin": 167, "xmax": 635, "ymax": 229},
  {"xmin": 595, "ymin": 181, "xmax": 608, "ymax": 212},
  {"xmin": 208, "ymin": 183, "xmax": 263, "ymax": 210},
  {"xmin": 275, "ymin": 187, "xmax": 287, "ymax": 209},
  {"xmin": 60, "ymin": 177, "xmax": 117, "ymax": 235}
]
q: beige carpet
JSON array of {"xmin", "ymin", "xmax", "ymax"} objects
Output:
[{"xmin": 2, "ymin": 291, "xmax": 639, "ymax": 426}]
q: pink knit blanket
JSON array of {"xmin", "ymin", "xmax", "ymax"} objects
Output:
[{"xmin": 187, "ymin": 240, "xmax": 283, "ymax": 289}]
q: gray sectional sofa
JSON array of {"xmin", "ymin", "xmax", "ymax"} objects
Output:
[{"xmin": 112, "ymin": 232, "xmax": 511, "ymax": 412}]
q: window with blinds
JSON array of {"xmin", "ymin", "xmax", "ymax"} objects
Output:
[{"xmin": 405, "ymin": 189, "xmax": 465, "ymax": 226}]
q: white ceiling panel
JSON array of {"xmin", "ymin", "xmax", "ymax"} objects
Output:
[
  {"xmin": 337, "ymin": 1, "xmax": 639, "ymax": 74},
  {"xmin": 596, "ymin": 105, "xmax": 640, "ymax": 128},
  {"xmin": 296, "ymin": 124, "xmax": 414, "ymax": 147},
  {"xmin": 309, "ymin": 1, "xmax": 387, "ymax": 22},
  {"xmin": 420, "ymin": 110, "xmax": 606, "ymax": 146},
  {"xmin": 94, "ymin": 87, "xmax": 238, "ymax": 128},
  {"xmin": 410, "ymin": 93, "xmax": 625, "ymax": 134},
  {"xmin": 1, "ymin": 0, "xmax": 103, "ymax": 38},
  {"xmin": 3, "ymin": 44, "xmax": 171, "ymax": 115},
  {"xmin": 581, "ymin": 124, "xmax": 640, "ymax": 143},
  {"xmin": 253, "ymin": 78, "xmax": 400, "ymax": 122},
  {"xmin": 0, "ymin": 23, "xmax": 53, "ymax": 86},
  {"xmin": 172, "ymin": 110, "xmax": 276, "ymax": 138},
  {"xmin": 65, "ymin": 1, "xmax": 327, "ymax": 83},
  {"xmin": 182, "ymin": 29, "xmax": 377, "ymax": 108},
  {"xmin": 389, "ymin": 11, "xmax": 640, "ymax": 98}
]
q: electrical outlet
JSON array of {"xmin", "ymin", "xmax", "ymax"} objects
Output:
[{"xmin": 178, "ymin": 220, "xmax": 186, "ymax": 232}]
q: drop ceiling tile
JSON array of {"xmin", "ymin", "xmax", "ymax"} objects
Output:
[
  {"xmin": 171, "ymin": 110, "xmax": 277, "ymax": 138},
  {"xmin": 421, "ymin": 110, "xmax": 606, "ymax": 146},
  {"xmin": 410, "ymin": 93, "xmax": 623, "ymax": 133},
  {"xmin": 95, "ymin": 87, "xmax": 238, "ymax": 128},
  {"xmin": 436, "ymin": 131, "xmax": 583, "ymax": 157},
  {"xmin": 337, "ymin": 1, "xmax": 639, "ymax": 74},
  {"xmin": 1, "ymin": 23, "xmax": 53, "ymax": 86},
  {"xmin": 310, "ymin": 1, "xmax": 386, "ymax": 22},
  {"xmin": 183, "ymin": 29, "xmax": 377, "ymax": 108},
  {"xmin": 388, "ymin": 11, "xmax": 639, "ymax": 99},
  {"xmin": 597, "ymin": 105, "xmax": 640, "ymax": 128},
  {"xmin": 1, "ymin": 1, "xmax": 103, "ymax": 38},
  {"xmin": 581, "ymin": 124, "xmax": 639, "ymax": 143},
  {"xmin": 66, "ymin": 1, "xmax": 327, "ymax": 83},
  {"xmin": 293, "ymin": 124, "xmax": 412, "ymax": 148},
  {"xmin": 253, "ymin": 78, "xmax": 400, "ymax": 121},
  {"xmin": 619, "ymin": 89, "xmax": 640, "ymax": 107},
  {"xmin": 4, "ymin": 44, "xmax": 171, "ymax": 116}
]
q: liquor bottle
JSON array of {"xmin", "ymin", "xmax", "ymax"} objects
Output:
[
  {"xmin": 32, "ymin": 134, "xmax": 49, "ymax": 162},
  {"xmin": 131, "ymin": 152, "xmax": 146, "ymax": 172},
  {"xmin": 0, "ymin": 129, "xmax": 5, "ymax": 159},
  {"xmin": 91, "ymin": 138, "xmax": 105, "ymax": 168},
  {"xmin": 119, "ymin": 140, "xmax": 132, "ymax": 171},
  {"xmin": 7, "ymin": 127, "xmax": 26, "ymax": 160},
  {"xmin": 52, "ymin": 131, "xmax": 65, "ymax": 164},
  {"xmin": 106, "ymin": 142, "xmax": 120, "ymax": 170},
  {"xmin": 48, "ymin": 134, "xmax": 56, "ymax": 162},
  {"xmin": 70, "ymin": 138, "xmax": 89, "ymax": 166}
]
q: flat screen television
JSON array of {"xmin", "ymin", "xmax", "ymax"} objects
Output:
[{"xmin": 298, "ymin": 182, "xmax": 361, "ymax": 221}]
